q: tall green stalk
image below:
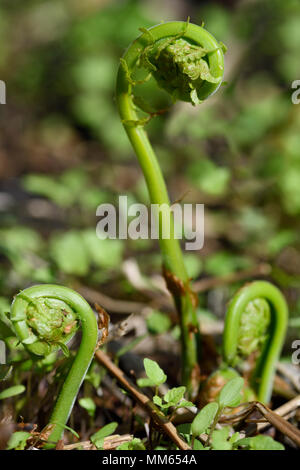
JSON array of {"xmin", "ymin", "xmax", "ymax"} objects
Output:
[
  {"xmin": 10, "ymin": 284, "xmax": 98, "ymax": 446},
  {"xmin": 116, "ymin": 21, "xmax": 224, "ymax": 396}
]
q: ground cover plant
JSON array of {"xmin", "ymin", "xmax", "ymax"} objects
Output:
[{"xmin": 0, "ymin": 0, "xmax": 300, "ymax": 452}]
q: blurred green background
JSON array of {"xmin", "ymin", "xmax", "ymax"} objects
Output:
[{"xmin": 0, "ymin": 0, "xmax": 299, "ymax": 337}]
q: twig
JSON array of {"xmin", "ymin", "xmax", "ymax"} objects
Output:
[
  {"xmin": 276, "ymin": 362, "xmax": 300, "ymax": 393},
  {"xmin": 251, "ymin": 401, "xmax": 300, "ymax": 447},
  {"xmin": 63, "ymin": 434, "xmax": 133, "ymax": 450},
  {"xmin": 193, "ymin": 263, "xmax": 271, "ymax": 293},
  {"xmin": 273, "ymin": 374, "xmax": 298, "ymax": 400},
  {"xmin": 219, "ymin": 399, "xmax": 300, "ymax": 447},
  {"xmin": 78, "ymin": 286, "xmax": 147, "ymax": 314},
  {"xmin": 122, "ymin": 259, "xmax": 171, "ymax": 304},
  {"xmin": 256, "ymin": 395, "xmax": 300, "ymax": 432},
  {"xmin": 79, "ymin": 264, "xmax": 271, "ymax": 317},
  {"xmin": 95, "ymin": 349, "xmax": 191, "ymax": 450}
]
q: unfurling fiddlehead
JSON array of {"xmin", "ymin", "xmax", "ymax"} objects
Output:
[
  {"xmin": 222, "ymin": 281, "xmax": 288, "ymax": 404},
  {"xmin": 116, "ymin": 21, "xmax": 225, "ymax": 396},
  {"xmin": 10, "ymin": 284, "xmax": 98, "ymax": 446}
]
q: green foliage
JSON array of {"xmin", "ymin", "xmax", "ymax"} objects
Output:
[
  {"xmin": 59, "ymin": 424, "xmax": 80, "ymax": 440},
  {"xmin": 200, "ymin": 4, "xmax": 232, "ymax": 40},
  {"xmin": 0, "ymin": 384, "xmax": 25, "ymax": 400},
  {"xmin": 153, "ymin": 386, "xmax": 193, "ymax": 412},
  {"xmin": 183, "ymin": 254, "xmax": 203, "ymax": 279},
  {"xmin": 218, "ymin": 377, "xmax": 244, "ymax": 407},
  {"xmin": 187, "ymin": 159, "xmax": 230, "ymax": 196},
  {"xmin": 236, "ymin": 435, "xmax": 284, "ymax": 450},
  {"xmin": 6, "ymin": 431, "xmax": 31, "ymax": 450},
  {"xmin": 0, "ymin": 227, "xmax": 50, "ymax": 283},
  {"xmin": 81, "ymin": 230, "xmax": 124, "ymax": 270},
  {"xmin": 164, "ymin": 386, "xmax": 186, "ymax": 405},
  {"xmin": 211, "ymin": 426, "xmax": 239, "ymax": 450},
  {"xmin": 90, "ymin": 422, "xmax": 118, "ymax": 449},
  {"xmin": 79, "ymin": 397, "xmax": 96, "ymax": 418},
  {"xmin": 24, "ymin": 173, "xmax": 77, "ymax": 208},
  {"xmin": 237, "ymin": 298, "xmax": 271, "ymax": 356},
  {"xmin": 50, "ymin": 229, "xmax": 124, "ymax": 275},
  {"xmin": 0, "ymin": 0, "xmax": 298, "ymax": 451},
  {"xmin": 139, "ymin": 358, "xmax": 167, "ymax": 387},
  {"xmin": 23, "ymin": 169, "xmax": 109, "ymax": 210},
  {"xmin": 13, "ymin": 292, "xmax": 78, "ymax": 356},
  {"xmin": 117, "ymin": 438, "xmax": 146, "ymax": 450},
  {"xmin": 231, "ymin": 97, "xmax": 289, "ymax": 147},
  {"xmin": 146, "ymin": 311, "xmax": 171, "ymax": 335},
  {"xmin": 0, "ymin": 227, "xmax": 42, "ymax": 254},
  {"xmin": 141, "ymin": 33, "xmax": 223, "ymax": 105},
  {"xmin": 50, "ymin": 231, "xmax": 90, "ymax": 276},
  {"xmin": 205, "ymin": 252, "xmax": 252, "ymax": 277},
  {"xmin": 191, "ymin": 402, "xmax": 219, "ymax": 436},
  {"xmin": 138, "ymin": 359, "xmax": 194, "ymax": 413},
  {"xmin": 137, "ymin": 362, "xmax": 285, "ymax": 451},
  {"xmin": 177, "ymin": 375, "xmax": 283, "ymax": 450},
  {"xmin": 267, "ymin": 230, "xmax": 297, "ymax": 256},
  {"xmin": 67, "ymin": 2, "xmax": 153, "ymax": 154}
]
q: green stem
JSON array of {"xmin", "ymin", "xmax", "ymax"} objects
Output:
[
  {"xmin": 206, "ymin": 406, "xmax": 222, "ymax": 447},
  {"xmin": 10, "ymin": 284, "xmax": 98, "ymax": 446},
  {"xmin": 116, "ymin": 21, "xmax": 224, "ymax": 396},
  {"xmin": 222, "ymin": 281, "xmax": 288, "ymax": 404}
]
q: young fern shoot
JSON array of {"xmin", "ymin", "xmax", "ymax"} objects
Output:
[
  {"xmin": 222, "ymin": 281, "xmax": 288, "ymax": 404},
  {"xmin": 116, "ymin": 20, "xmax": 225, "ymax": 396},
  {"xmin": 9, "ymin": 284, "xmax": 99, "ymax": 447}
]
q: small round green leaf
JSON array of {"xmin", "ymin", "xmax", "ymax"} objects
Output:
[
  {"xmin": 218, "ymin": 377, "xmax": 244, "ymax": 407},
  {"xmin": 79, "ymin": 397, "xmax": 96, "ymax": 417},
  {"xmin": 143, "ymin": 358, "xmax": 167, "ymax": 386},
  {"xmin": 91, "ymin": 422, "xmax": 118, "ymax": 444},
  {"xmin": 7, "ymin": 431, "xmax": 31, "ymax": 450},
  {"xmin": 164, "ymin": 386, "xmax": 186, "ymax": 405},
  {"xmin": 191, "ymin": 402, "xmax": 219, "ymax": 436}
]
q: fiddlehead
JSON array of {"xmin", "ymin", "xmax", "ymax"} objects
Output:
[
  {"xmin": 222, "ymin": 281, "xmax": 288, "ymax": 404},
  {"xmin": 10, "ymin": 284, "xmax": 98, "ymax": 446},
  {"xmin": 116, "ymin": 21, "xmax": 224, "ymax": 396}
]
